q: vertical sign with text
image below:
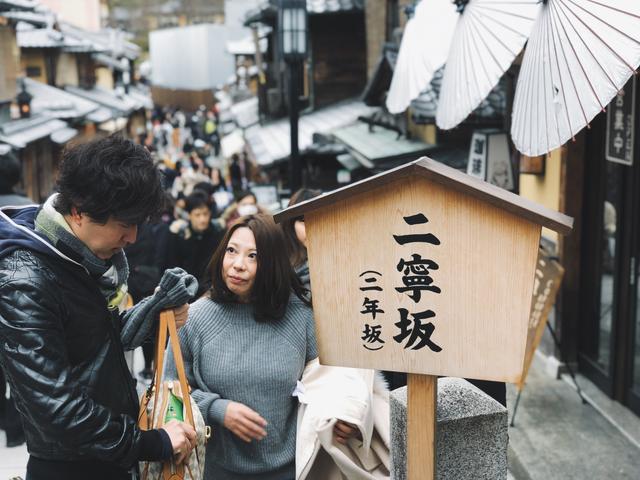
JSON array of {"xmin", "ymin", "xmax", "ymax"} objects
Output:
[{"xmin": 606, "ymin": 77, "xmax": 636, "ymax": 166}]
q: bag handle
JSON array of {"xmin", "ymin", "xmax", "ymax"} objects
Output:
[{"xmin": 150, "ymin": 310, "xmax": 196, "ymax": 430}]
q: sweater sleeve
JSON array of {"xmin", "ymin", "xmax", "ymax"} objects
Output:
[{"xmin": 163, "ymin": 309, "xmax": 230, "ymax": 427}]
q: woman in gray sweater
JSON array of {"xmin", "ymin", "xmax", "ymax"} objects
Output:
[{"xmin": 166, "ymin": 214, "xmax": 318, "ymax": 479}]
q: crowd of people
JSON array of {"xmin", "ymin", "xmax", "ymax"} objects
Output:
[{"xmin": 0, "ymin": 133, "xmax": 392, "ymax": 480}]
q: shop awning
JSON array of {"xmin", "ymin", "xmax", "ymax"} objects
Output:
[
  {"xmin": 87, "ymin": 107, "xmax": 114, "ymax": 123},
  {"xmin": 92, "ymin": 52, "xmax": 131, "ymax": 72},
  {"xmin": 50, "ymin": 126, "xmax": 78, "ymax": 144},
  {"xmin": 331, "ymin": 121, "xmax": 437, "ymax": 168},
  {"xmin": 221, "ymin": 130, "xmax": 245, "ymax": 159},
  {"xmin": 0, "ymin": 115, "xmax": 69, "ymax": 149},
  {"xmin": 98, "ymin": 117, "xmax": 128, "ymax": 133},
  {"xmin": 127, "ymin": 86, "xmax": 154, "ymax": 110},
  {"xmin": 243, "ymin": 99, "xmax": 376, "ymax": 166},
  {"xmin": 25, "ymin": 78, "xmax": 100, "ymax": 120},
  {"xmin": 65, "ymin": 85, "xmax": 142, "ymax": 115}
]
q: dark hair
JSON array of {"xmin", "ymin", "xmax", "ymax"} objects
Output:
[
  {"xmin": 281, "ymin": 188, "xmax": 321, "ymax": 268},
  {"xmin": 234, "ymin": 189, "xmax": 256, "ymax": 204},
  {"xmin": 54, "ymin": 135, "xmax": 163, "ymax": 225},
  {"xmin": 184, "ymin": 190, "xmax": 209, "ymax": 212},
  {"xmin": 208, "ymin": 214, "xmax": 308, "ymax": 322},
  {"xmin": 0, "ymin": 151, "xmax": 21, "ymax": 194}
]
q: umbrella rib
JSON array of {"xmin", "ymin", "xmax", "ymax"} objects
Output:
[
  {"xmin": 567, "ymin": 0, "xmax": 640, "ymax": 46},
  {"xmin": 467, "ymin": 8, "xmax": 506, "ymax": 81},
  {"xmin": 464, "ymin": 9, "xmax": 496, "ymax": 119},
  {"xmin": 557, "ymin": 0, "xmax": 634, "ymax": 90},
  {"xmin": 583, "ymin": 0, "xmax": 640, "ymax": 19},
  {"xmin": 524, "ymin": 15, "xmax": 542, "ymax": 155},
  {"xmin": 536, "ymin": 12, "xmax": 552, "ymax": 155},
  {"xmin": 472, "ymin": 8, "xmax": 530, "ymax": 40},
  {"xmin": 553, "ymin": 0, "xmax": 608, "ymax": 111},
  {"xmin": 514, "ymin": 13, "xmax": 538, "ymax": 153},
  {"xmin": 471, "ymin": 8, "xmax": 523, "ymax": 56},
  {"xmin": 540, "ymin": 11, "xmax": 554, "ymax": 154},
  {"xmin": 543, "ymin": 6, "xmax": 566, "ymax": 146},
  {"xmin": 561, "ymin": 0, "xmax": 640, "ymax": 74},
  {"xmin": 548, "ymin": 0, "xmax": 592, "ymax": 125},
  {"xmin": 460, "ymin": 15, "xmax": 478, "ymax": 122},
  {"xmin": 478, "ymin": 1, "xmax": 539, "ymax": 4},
  {"xmin": 548, "ymin": 3, "xmax": 576, "ymax": 141},
  {"xmin": 475, "ymin": 5, "xmax": 537, "ymax": 22}
]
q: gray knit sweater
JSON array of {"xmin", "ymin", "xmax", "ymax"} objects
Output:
[{"xmin": 165, "ymin": 295, "xmax": 318, "ymax": 480}]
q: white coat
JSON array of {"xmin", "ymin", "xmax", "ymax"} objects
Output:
[{"xmin": 295, "ymin": 359, "xmax": 391, "ymax": 480}]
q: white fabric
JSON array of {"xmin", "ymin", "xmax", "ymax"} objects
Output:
[
  {"xmin": 386, "ymin": 0, "xmax": 458, "ymax": 114},
  {"xmin": 436, "ymin": 0, "xmax": 540, "ymax": 130},
  {"xmin": 511, "ymin": 0, "xmax": 640, "ymax": 156},
  {"xmin": 296, "ymin": 359, "xmax": 391, "ymax": 480}
]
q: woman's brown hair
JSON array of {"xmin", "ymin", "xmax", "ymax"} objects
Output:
[
  {"xmin": 281, "ymin": 188, "xmax": 321, "ymax": 268},
  {"xmin": 208, "ymin": 214, "xmax": 309, "ymax": 321}
]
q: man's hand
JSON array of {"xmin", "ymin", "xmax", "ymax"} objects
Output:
[
  {"xmin": 223, "ymin": 401, "xmax": 268, "ymax": 443},
  {"xmin": 161, "ymin": 419, "xmax": 197, "ymax": 464},
  {"xmin": 333, "ymin": 420, "xmax": 361, "ymax": 444},
  {"xmin": 173, "ymin": 304, "xmax": 189, "ymax": 329}
]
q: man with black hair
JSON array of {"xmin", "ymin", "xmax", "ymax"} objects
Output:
[
  {"xmin": 166, "ymin": 190, "xmax": 225, "ymax": 298},
  {"xmin": 0, "ymin": 136, "xmax": 198, "ymax": 480}
]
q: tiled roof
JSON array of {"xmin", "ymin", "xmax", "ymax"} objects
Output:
[
  {"xmin": 306, "ymin": 0, "xmax": 364, "ymax": 14},
  {"xmin": 244, "ymin": 99, "xmax": 376, "ymax": 166},
  {"xmin": 0, "ymin": 10, "xmax": 48, "ymax": 26},
  {"xmin": 25, "ymin": 78, "xmax": 100, "ymax": 120},
  {"xmin": 245, "ymin": 0, "xmax": 363, "ymax": 25},
  {"xmin": 0, "ymin": 115, "xmax": 69, "ymax": 149},
  {"xmin": 410, "ymin": 67, "xmax": 506, "ymax": 124},
  {"xmin": 17, "ymin": 24, "xmax": 106, "ymax": 52},
  {"xmin": 65, "ymin": 85, "xmax": 142, "ymax": 115},
  {"xmin": 0, "ymin": 0, "xmax": 38, "ymax": 12}
]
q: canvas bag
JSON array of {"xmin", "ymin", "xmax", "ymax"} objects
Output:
[{"xmin": 139, "ymin": 310, "xmax": 211, "ymax": 480}]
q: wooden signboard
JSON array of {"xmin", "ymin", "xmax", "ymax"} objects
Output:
[
  {"xmin": 275, "ymin": 158, "xmax": 573, "ymax": 480},
  {"xmin": 517, "ymin": 247, "xmax": 564, "ymax": 391}
]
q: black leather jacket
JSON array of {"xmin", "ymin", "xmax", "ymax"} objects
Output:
[{"xmin": 0, "ymin": 206, "xmax": 150, "ymax": 469}]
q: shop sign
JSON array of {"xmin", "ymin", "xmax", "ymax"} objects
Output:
[{"xmin": 606, "ymin": 77, "xmax": 635, "ymax": 166}]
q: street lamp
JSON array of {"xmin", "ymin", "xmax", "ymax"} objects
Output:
[
  {"xmin": 279, "ymin": 0, "xmax": 307, "ymax": 193},
  {"xmin": 17, "ymin": 79, "xmax": 33, "ymax": 119}
]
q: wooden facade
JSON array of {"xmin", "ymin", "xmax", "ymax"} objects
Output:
[
  {"xmin": 0, "ymin": 24, "xmax": 19, "ymax": 104},
  {"xmin": 309, "ymin": 12, "xmax": 367, "ymax": 109}
]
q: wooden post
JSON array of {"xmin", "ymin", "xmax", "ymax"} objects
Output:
[{"xmin": 408, "ymin": 373, "xmax": 437, "ymax": 480}]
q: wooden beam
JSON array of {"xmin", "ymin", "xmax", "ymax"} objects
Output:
[{"xmin": 408, "ymin": 374, "xmax": 437, "ymax": 480}]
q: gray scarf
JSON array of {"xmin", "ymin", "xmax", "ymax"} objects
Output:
[{"xmin": 34, "ymin": 194, "xmax": 129, "ymax": 308}]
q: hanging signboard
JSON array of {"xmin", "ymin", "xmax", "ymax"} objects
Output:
[
  {"xmin": 275, "ymin": 158, "xmax": 573, "ymax": 480},
  {"xmin": 517, "ymin": 247, "xmax": 564, "ymax": 391},
  {"xmin": 606, "ymin": 77, "xmax": 635, "ymax": 166},
  {"xmin": 467, "ymin": 130, "xmax": 515, "ymax": 191}
]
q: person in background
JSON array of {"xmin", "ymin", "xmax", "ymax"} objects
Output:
[
  {"xmin": 219, "ymin": 190, "xmax": 267, "ymax": 229},
  {"xmin": 0, "ymin": 150, "xmax": 32, "ymax": 207},
  {"xmin": 0, "ymin": 150, "xmax": 31, "ymax": 447},
  {"xmin": 229, "ymin": 154, "xmax": 243, "ymax": 193},
  {"xmin": 167, "ymin": 191, "xmax": 225, "ymax": 298},
  {"xmin": 280, "ymin": 188, "xmax": 322, "ymax": 292}
]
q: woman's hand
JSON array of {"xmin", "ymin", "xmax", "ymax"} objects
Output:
[
  {"xmin": 173, "ymin": 304, "xmax": 189, "ymax": 329},
  {"xmin": 223, "ymin": 401, "xmax": 268, "ymax": 443},
  {"xmin": 333, "ymin": 420, "xmax": 361, "ymax": 445}
]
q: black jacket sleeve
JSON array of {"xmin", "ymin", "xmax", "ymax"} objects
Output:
[{"xmin": 0, "ymin": 275, "xmax": 147, "ymax": 467}]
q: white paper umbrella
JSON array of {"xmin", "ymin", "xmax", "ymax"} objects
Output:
[
  {"xmin": 386, "ymin": 0, "xmax": 458, "ymax": 114},
  {"xmin": 436, "ymin": 0, "xmax": 540, "ymax": 130},
  {"xmin": 511, "ymin": 0, "xmax": 640, "ymax": 157}
]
